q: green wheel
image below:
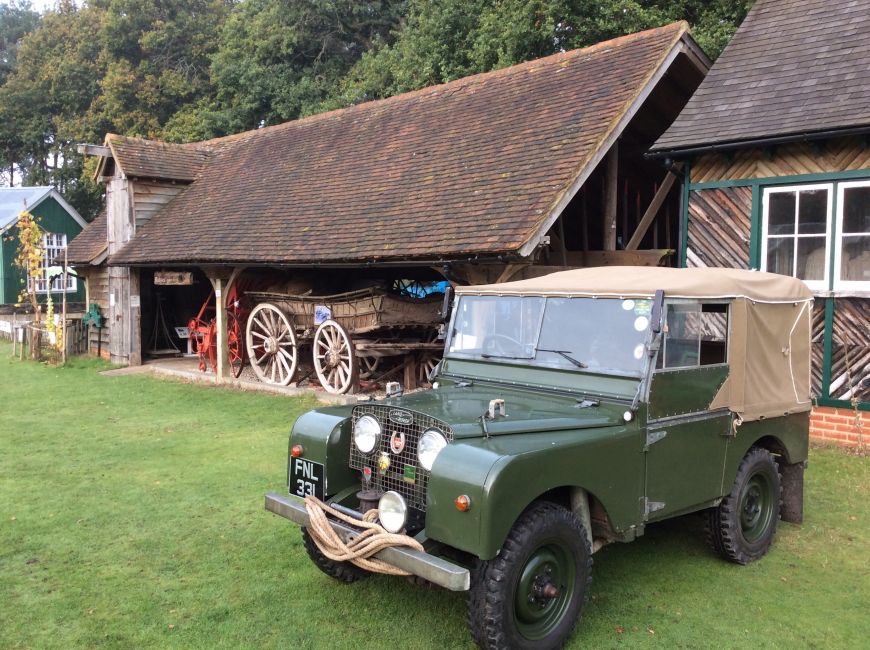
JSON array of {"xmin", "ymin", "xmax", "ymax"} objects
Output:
[
  {"xmin": 468, "ymin": 502, "xmax": 592, "ymax": 649},
  {"xmin": 708, "ymin": 447, "xmax": 782, "ymax": 565}
]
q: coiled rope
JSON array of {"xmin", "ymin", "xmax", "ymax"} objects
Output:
[{"xmin": 304, "ymin": 496, "xmax": 424, "ymax": 575}]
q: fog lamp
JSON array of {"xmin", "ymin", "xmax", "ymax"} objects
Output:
[{"xmin": 377, "ymin": 491, "xmax": 408, "ymax": 533}]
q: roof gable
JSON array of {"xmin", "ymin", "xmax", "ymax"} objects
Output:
[
  {"xmin": 0, "ymin": 186, "xmax": 52, "ymax": 229},
  {"xmin": 112, "ymin": 22, "xmax": 696, "ymax": 266},
  {"xmin": 653, "ymin": 0, "xmax": 870, "ymax": 154}
]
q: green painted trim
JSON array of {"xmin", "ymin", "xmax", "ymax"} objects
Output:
[
  {"xmin": 827, "ymin": 186, "xmax": 839, "ymax": 291},
  {"xmin": 821, "ymin": 297, "xmax": 834, "ymax": 398},
  {"xmin": 815, "ymin": 397, "xmax": 870, "ymax": 412},
  {"xmin": 680, "ymin": 160, "xmax": 691, "ymax": 268},
  {"xmin": 689, "ymin": 168, "xmax": 870, "ymax": 191},
  {"xmin": 748, "ymin": 185, "xmax": 762, "ymax": 269}
]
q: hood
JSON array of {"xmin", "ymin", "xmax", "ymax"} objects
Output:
[{"xmin": 376, "ymin": 381, "xmax": 626, "ymax": 438}]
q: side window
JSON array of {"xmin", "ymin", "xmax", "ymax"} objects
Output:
[
  {"xmin": 657, "ymin": 303, "xmax": 728, "ymax": 370},
  {"xmin": 835, "ymin": 181, "xmax": 870, "ymax": 289}
]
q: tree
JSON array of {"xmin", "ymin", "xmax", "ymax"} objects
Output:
[{"xmin": 0, "ymin": 0, "xmax": 39, "ymax": 86}]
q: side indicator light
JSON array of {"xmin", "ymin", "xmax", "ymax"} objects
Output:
[
  {"xmin": 291, "ymin": 444, "xmax": 304, "ymax": 458},
  {"xmin": 455, "ymin": 495, "xmax": 472, "ymax": 512}
]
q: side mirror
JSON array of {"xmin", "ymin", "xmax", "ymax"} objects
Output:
[
  {"xmin": 651, "ymin": 289, "xmax": 665, "ymax": 334},
  {"xmin": 441, "ymin": 286, "xmax": 454, "ymax": 323}
]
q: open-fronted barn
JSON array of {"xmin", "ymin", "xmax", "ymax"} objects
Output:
[
  {"xmin": 651, "ymin": 0, "xmax": 869, "ymax": 441},
  {"xmin": 74, "ymin": 22, "xmax": 709, "ymax": 391}
]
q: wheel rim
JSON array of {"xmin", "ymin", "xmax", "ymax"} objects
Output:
[
  {"xmin": 313, "ymin": 320, "xmax": 357, "ymax": 394},
  {"xmin": 513, "ymin": 540, "xmax": 576, "ymax": 641},
  {"xmin": 740, "ymin": 473, "xmax": 774, "ymax": 543},
  {"xmin": 245, "ymin": 303, "xmax": 298, "ymax": 386},
  {"xmin": 227, "ymin": 311, "xmax": 245, "ymax": 378}
]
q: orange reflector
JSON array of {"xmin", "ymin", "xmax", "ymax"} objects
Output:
[
  {"xmin": 291, "ymin": 444, "xmax": 304, "ymax": 458},
  {"xmin": 455, "ymin": 495, "xmax": 471, "ymax": 512}
]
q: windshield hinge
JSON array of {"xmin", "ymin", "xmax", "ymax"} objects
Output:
[{"xmin": 644, "ymin": 429, "xmax": 667, "ymax": 451}]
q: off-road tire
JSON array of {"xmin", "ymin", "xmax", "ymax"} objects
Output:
[
  {"xmin": 301, "ymin": 527, "xmax": 370, "ymax": 583},
  {"xmin": 707, "ymin": 447, "xmax": 782, "ymax": 565},
  {"xmin": 467, "ymin": 502, "xmax": 593, "ymax": 650}
]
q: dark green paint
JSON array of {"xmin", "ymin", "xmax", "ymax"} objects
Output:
[
  {"xmin": 821, "ymin": 298, "xmax": 835, "ymax": 399},
  {"xmin": 0, "ymin": 196, "xmax": 85, "ymax": 305},
  {"xmin": 648, "ymin": 365, "xmax": 729, "ymax": 420},
  {"xmin": 815, "ymin": 396, "xmax": 870, "ymax": 412},
  {"xmin": 749, "ymin": 184, "xmax": 762, "ymax": 269},
  {"xmin": 288, "ymin": 407, "xmax": 357, "ymax": 499}
]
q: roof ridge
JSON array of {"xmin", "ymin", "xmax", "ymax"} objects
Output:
[{"xmin": 113, "ymin": 21, "xmax": 688, "ymax": 154}]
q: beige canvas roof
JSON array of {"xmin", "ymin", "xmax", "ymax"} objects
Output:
[{"xmin": 457, "ymin": 266, "xmax": 813, "ymax": 303}]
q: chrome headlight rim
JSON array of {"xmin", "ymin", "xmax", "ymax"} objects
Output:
[
  {"xmin": 353, "ymin": 414, "xmax": 381, "ymax": 454},
  {"xmin": 417, "ymin": 428, "xmax": 448, "ymax": 471},
  {"xmin": 378, "ymin": 490, "xmax": 407, "ymax": 533}
]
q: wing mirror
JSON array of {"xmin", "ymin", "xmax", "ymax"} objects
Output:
[{"xmin": 651, "ymin": 289, "xmax": 665, "ymax": 334}]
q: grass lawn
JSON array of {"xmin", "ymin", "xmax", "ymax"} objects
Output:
[{"xmin": 1, "ymin": 343, "xmax": 868, "ymax": 649}]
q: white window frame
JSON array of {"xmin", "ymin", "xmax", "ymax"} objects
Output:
[
  {"xmin": 30, "ymin": 233, "xmax": 77, "ymax": 294},
  {"xmin": 761, "ymin": 183, "xmax": 833, "ymax": 291},
  {"xmin": 834, "ymin": 180, "xmax": 870, "ymax": 291}
]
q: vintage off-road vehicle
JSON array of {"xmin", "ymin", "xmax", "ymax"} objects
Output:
[{"xmin": 265, "ymin": 267, "xmax": 813, "ymax": 649}]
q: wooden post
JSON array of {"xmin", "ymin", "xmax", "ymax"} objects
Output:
[
  {"xmin": 211, "ymin": 277, "xmax": 229, "ymax": 381},
  {"xmin": 61, "ymin": 247, "xmax": 68, "ymax": 365},
  {"xmin": 603, "ymin": 143, "xmax": 619, "ymax": 251},
  {"xmin": 625, "ymin": 169, "xmax": 680, "ymax": 251}
]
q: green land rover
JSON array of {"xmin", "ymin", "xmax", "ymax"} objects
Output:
[{"xmin": 266, "ymin": 266, "xmax": 813, "ymax": 649}]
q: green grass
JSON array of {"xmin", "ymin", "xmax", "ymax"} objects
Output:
[{"xmin": 1, "ymin": 343, "xmax": 868, "ymax": 649}]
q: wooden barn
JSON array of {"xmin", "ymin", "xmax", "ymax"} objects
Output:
[
  {"xmin": 73, "ymin": 23, "xmax": 709, "ymax": 388},
  {"xmin": 0, "ymin": 186, "xmax": 87, "ymax": 306},
  {"xmin": 651, "ymin": 0, "xmax": 869, "ymax": 442}
]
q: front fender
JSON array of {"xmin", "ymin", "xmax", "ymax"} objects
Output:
[
  {"xmin": 426, "ymin": 425, "xmax": 643, "ymax": 560},
  {"xmin": 289, "ymin": 406, "xmax": 356, "ymax": 498}
]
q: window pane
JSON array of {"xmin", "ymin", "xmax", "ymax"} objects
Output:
[
  {"xmin": 700, "ymin": 307, "xmax": 728, "ymax": 365},
  {"xmin": 664, "ymin": 304, "xmax": 700, "ymax": 368},
  {"xmin": 796, "ymin": 237, "xmax": 827, "ymax": 281},
  {"xmin": 768, "ymin": 192, "xmax": 796, "ymax": 235},
  {"xmin": 841, "ymin": 236, "xmax": 870, "ymax": 282},
  {"xmin": 766, "ymin": 237, "xmax": 794, "ymax": 276},
  {"xmin": 797, "ymin": 189, "xmax": 827, "ymax": 234},
  {"xmin": 842, "ymin": 186, "xmax": 870, "ymax": 233}
]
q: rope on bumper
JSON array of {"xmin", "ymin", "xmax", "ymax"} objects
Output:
[{"xmin": 303, "ymin": 496, "xmax": 424, "ymax": 576}]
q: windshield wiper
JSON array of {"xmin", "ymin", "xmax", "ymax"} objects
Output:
[
  {"xmin": 535, "ymin": 348, "xmax": 588, "ymax": 369},
  {"xmin": 480, "ymin": 353, "xmax": 528, "ymax": 360}
]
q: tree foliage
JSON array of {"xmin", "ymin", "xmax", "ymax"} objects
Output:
[{"xmin": 0, "ymin": 0, "xmax": 753, "ymax": 218}]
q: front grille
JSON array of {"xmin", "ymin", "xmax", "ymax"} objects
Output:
[{"xmin": 350, "ymin": 404, "xmax": 453, "ymax": 511}]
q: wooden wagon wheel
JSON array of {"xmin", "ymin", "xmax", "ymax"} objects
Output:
[
  {"xmin": 359, "ymin": 355, "xmax": 381, "ymax": 379},
  {"xmin": 417, "ymin": 351, "xmax": 441, "ymax": 386},
  {"xmin": 246, "ymin": 302, "xmax": 298, "ymax": 386},
  {"xmin": 313, "ymin": 319, "xmax": 358, "ymax": 394},
  {"xmin": 227, "ymin": 310, "xmax": 245, "ymax": 379}
]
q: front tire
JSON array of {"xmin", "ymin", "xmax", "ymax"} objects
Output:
[
  {"xmin": 707, "ymin": 447, "xmax": 782, "ymax": 565},
  {"xmin": 468, "ymin": 502, "xmax": 592, "ymax": 650},
  {"xmin": 301, "ymin": 528, "xmax": 370, "ymax": 583}
]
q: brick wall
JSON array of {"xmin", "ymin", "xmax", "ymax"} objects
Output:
[{"xmin": 810, "ymin": 406, "xmax": 868, "ymax": 447}]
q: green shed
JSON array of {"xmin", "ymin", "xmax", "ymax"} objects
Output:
[{"xmin": 0, "ymin": 186, "xmax": 88, "ymax": 305}]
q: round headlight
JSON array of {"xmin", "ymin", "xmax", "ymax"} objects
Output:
[
  {"xmin": 417, "ymin": 429, "xmax": 448, "ymax": 471},
  {"xmin": 353, "ymin": 415, "xmax": 381, "ymax": 454},
  {"xmin": 378, "ymin": 490, "xmax": 407, "ymax": 533}
]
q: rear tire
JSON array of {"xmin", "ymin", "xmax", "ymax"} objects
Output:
[
  {"xmin": 301, "ymin": 528, "xmax": 370, "ymax": 583},
  {"xmin": 468, "ymin": 502, "xmax": 592, "ymax": 650},
  {"xmin": 707, "ymin": 447, "xmax": 781, "ymax": 565}
]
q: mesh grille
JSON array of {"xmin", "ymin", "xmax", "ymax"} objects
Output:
[{"xmin": 350, "ymin": 404, "xmax": 453, "ymax": 511}]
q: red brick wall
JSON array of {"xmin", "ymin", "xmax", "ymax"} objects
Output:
[{"xmin": 810, "ymin": 406, "xmax": 869, "ymax": 447}]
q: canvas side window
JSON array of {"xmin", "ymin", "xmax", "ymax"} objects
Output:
[{"xmin": 657, "ymin": 303, "xmax": 728, "ymax": 370}]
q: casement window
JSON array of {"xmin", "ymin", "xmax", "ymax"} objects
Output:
[
  {"xmin": 761, "ymin": 184, "xmax": 832, "ymax": 291},
  {"xmin": 30, "ymin": 233, "xmax": 76, "ymax": 293},
  {"xmin": 761, "ymin": 180, "xmax": 869, "ymax": 291},
  {"xmin": 835, "ymin": 181, "xmax": 870, "ymax": 289}
]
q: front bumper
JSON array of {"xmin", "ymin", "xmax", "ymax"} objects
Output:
[{"xmin": 265, "ymin": 492, "xmax": 470, "ymax": 591}]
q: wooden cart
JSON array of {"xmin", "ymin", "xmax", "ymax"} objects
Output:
[{"xmin": 244, "ymin": 287, "xmax": 443, "ymax": 394}]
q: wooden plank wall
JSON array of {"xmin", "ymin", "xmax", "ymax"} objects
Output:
[
  {"xmin": 80, "ymin": 266, "xmax": 110, "ymax": 357},
  {"xmin": 811, "ymin": 301, "xmax": 826, "ymax": 398},
  {"xmin": 691, "ymin": 136, "xmax": 870, "ymax": 183},
  {"xmin": 132, "ymin": 181, "xmax": 185, "ymax": 228},
  {"xmin": 686, "ymin": 187, "xmax": 751, "ymax": 268},
  {"xmin": 830, "ymin": 298, "xmax": 870, "ymax": 402}
]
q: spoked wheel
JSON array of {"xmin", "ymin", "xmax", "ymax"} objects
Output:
[
  {"xmin": 360, "ymin": 355, "xmax": 381, "ymax": 380},
  {"xmin": 313, "ymin": 319, "xmax": 358, "ymax": 394},
  {"xmin": 417, "ymin": 352, "xmax": 441, "ymax": 386},
  {"xmin": 468, "ymin": 502, "xmax": 592, "ymax": 650},
  {"xmin": 227, "ymin": 310, "xmax": 245, "ymax": 378},
  {"xmin": 246, "ymin": 302, "xmax": 298, "ymax": 386}
]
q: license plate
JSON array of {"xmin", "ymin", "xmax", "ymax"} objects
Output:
[{"xmin": 289, "ymin": 458, "xmax": 325, "ymax": 500}]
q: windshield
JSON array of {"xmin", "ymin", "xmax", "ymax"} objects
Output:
[{"xmin": 447, "ymin": 295, "xmax": 652, "ymax": 377}]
